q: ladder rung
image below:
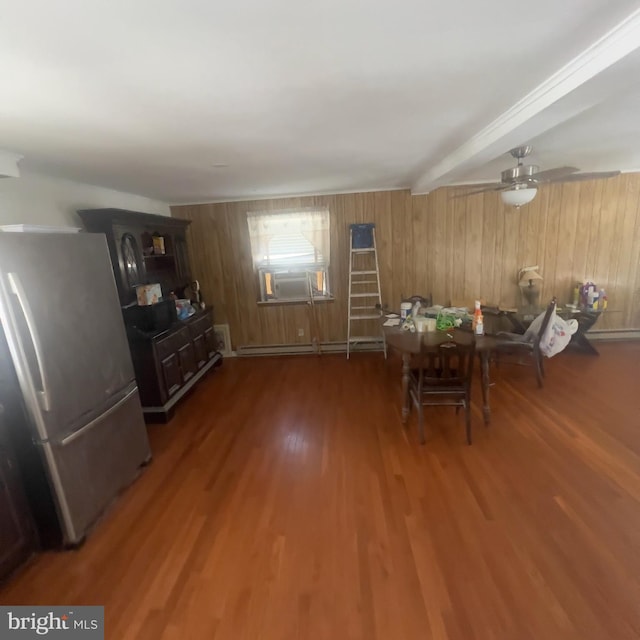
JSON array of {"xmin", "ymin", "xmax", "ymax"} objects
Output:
[
  {"xmin": 350, "ymin": 293, "xmax": 379, "ymax": 298},
  {"xmin": 350, "ymin": 279, "xmax": 377, "ymax": 284},
  {"xmin": 351, "ymin": 270, "xmax": 377, "ymax": 275},
  {"xmin": 350, "ymin": 314, "xmax": 381, "ymax": 320},
  {"xmin": 348, "ymin": 336, "xmax": 384, "ymax": 343},
  {"xmin": 351, "ymin": 306, "xmax": 376, "ymax": 310},
  {"xmin": 351, "ymin": 248, "xmax": 376, "ymax": 254}
]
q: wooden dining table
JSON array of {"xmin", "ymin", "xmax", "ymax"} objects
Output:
[{"xmin": 382, "ymin": 325, "xmax": 497, "ymax": 425}]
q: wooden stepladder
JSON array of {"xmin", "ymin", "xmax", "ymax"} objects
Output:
[{"xmin": 347, "ymin": 223, "xmax": 386, "ymax": 359}]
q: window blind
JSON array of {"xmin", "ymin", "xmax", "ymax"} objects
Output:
[{"xmin": 247, "ymin": 208, "xmax": 330, "ymax": 269}]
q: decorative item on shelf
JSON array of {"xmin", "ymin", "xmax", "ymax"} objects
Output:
[
  {"xmin": 518, "ymin": 265, "xmax": 543, "ymax": 308},
  {"xmin": 136, "ymin": 283, "xmax": 162, "ymax": 306},
  {"xmin": 152, "ymin": 234, "xmax": 166, "ymax": 255},
  {"xmin": 189, "ymin": 279, "xmax": 206, "ymax": 310},
  {"xmin": 175, "ymin": 299, "xmax": 196, "ymax": 320}
]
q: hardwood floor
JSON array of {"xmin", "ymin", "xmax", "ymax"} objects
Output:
[{"xmin": 2, "ymin": 342, "xmax": 640, "ymax": 639}]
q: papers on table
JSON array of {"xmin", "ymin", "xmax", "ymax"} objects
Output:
[
  {"xmin": 383, "ymin": 318, "xmax": 402, "ymax": 327},
  {"xmin": 385, "ymin": 313, "xmax": 399, "ymax": 318}
]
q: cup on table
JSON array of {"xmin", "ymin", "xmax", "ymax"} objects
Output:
[
  {"xmin": 414, "ymin": 316, "xmax": 427, "ymax": 333},
  {"xmin": 425, "ymin": 318, "xmax": 436, "ymax": 332}
]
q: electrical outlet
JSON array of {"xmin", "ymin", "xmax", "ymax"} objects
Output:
[{"xmin": 297, "ymin": 328, "xmax": 304, "ymax": 337}]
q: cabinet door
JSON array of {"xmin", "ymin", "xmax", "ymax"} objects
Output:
[
  {"xmin": 161, "ymin": 353, "xmax": 182, "ymax": 397},
  {"xmin": 192, "ymin": 334, "xmax": 207, "ymax": 369},
  {"xmin": 0, "ymin": 440, "xmax": 35, "ymax": 581},
  {"xmin": 174, "ymin": 234, "xmax": 191, "ymax": 282},
  {"xmin": 118, "ymin": 231, "xmax": 145, "ymax": 305},
  {"xmin": 177, "ymin": 343, "xmax": 197, "ymax": 382},
  {"xmin": 204, "ymin": 326, "xmax": 218, "ymax": 359}
]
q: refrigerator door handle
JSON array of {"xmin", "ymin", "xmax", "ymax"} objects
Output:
[
  {"xmin": 59, "ymin": 386, "xmax": 138, "ymax": 446},
  {"xmin": 7, "ymin": 271, "xmax": 51, "ymax": 412}
]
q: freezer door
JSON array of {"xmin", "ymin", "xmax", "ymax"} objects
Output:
[
  {"xmin": 44, "ymin": 385, "xmax": 150, "ymax": 544},
  {"xmin": 0, "ymin": 233, "xmax": 135, "ymax": 442}
]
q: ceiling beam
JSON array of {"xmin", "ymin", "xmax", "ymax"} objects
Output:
[{"xmin": 411, "ymin": 7, "xmax": 640, "ymax": 194}]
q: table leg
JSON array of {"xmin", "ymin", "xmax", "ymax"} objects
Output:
[
  {"xmin": 567, "ymin": 312, "xmax": 600, "ymax": 355},
  {"xmin": 479, "ymin": 351, "xmax": 491, "ymax": 425},
  {"xmin": 401, "ymin": 353, "xmax": 411, "ymax": 423},
  {"xmin": 570, "ymin": 330, "xmax": 600, "ymax": 355}
]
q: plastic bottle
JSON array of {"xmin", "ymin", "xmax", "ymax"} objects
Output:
[
  {"xmin": 572, "ymin": 282, "xmax": 581, "ymax": 307},
  {"xmin": 581, "ymin": 281, "xmax": 595, "ymax": 308},
  {"xmin": 472, "ymin": 300, "xmax": 484, "ymax": 335},
  {"xmin": 599, "ymin": 289, "xmax": 607, "ymax": 311},
  {"xmin": 475, "ymin": 313, "xmax": 484, "ymax": 336}
]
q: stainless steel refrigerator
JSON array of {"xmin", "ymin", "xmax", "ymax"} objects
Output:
[{"xmin": 0, "ymin": 231, "xmax": 151, "ymax": 546}]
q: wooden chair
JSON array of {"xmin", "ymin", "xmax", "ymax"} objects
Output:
[
  {"xmin": 408, "ymin": 338, "xmax": 476, "ymax": 445},
  {"xmin": 494, "ymin": 297, "xmax": 557, "ymax": 388}
]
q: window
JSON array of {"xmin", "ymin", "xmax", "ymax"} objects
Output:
[{"xmin": 247, "ymin": 208, "xmax": 331, "ymax": 302}]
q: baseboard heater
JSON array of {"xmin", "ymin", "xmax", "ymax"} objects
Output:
[
  {"xmin": 587, "ymin": 329, "xmax": 640, "ymax": 341},
  {"xmin": 235, "ymin": 330, "xmax": 639, "ymax": 357},
  {"xmin": 236, "ymin": 340, "xmax": 384, "ymax": 357}
]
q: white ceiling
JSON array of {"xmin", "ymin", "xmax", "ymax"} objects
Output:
[{"xmin": 1, "ymin": 0, "xmax": 640, "ymax": 203}]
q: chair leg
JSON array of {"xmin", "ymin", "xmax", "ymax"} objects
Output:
[
  {"xmin": 535, "ymin": 354, "xmax": 544, "ymax": 388},
  {"xmin": 465, "ymin": 401, "xmax": 472, "ymax": 445}
]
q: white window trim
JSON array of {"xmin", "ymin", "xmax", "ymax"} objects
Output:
[{"xmin": 247, "ymin": 208, "xmax": 331, "ymax": 303}]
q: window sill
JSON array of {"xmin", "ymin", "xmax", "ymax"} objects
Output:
[{"xmin": 257, "ymin": 297, "xmax": 335, "ymax": 307}]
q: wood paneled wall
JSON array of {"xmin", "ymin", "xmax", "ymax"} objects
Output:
[{"xmin": 172, "ymin": 173, "xmax": 640, "ymax": 348}]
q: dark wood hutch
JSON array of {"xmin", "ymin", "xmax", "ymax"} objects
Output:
[{"xmin": 78, "ymin": 208, "xmax": 222, "ymax": 421}]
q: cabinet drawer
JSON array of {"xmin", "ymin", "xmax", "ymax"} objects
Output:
[
  {"xmin": 174, "ymin": 326, "xmax": 191, "ymax": 348},
  {"xmin": 204, "ymin": 326, "xmax": 217, "ymax": 358},
  {"xmin": 192, "ymin": 334, "xmax": 207, "ymax": 369},
  {"xmin": 154, "ymin": 334, "xmax": 175, "ymax": 360},
  {"xmin": 177, "ymin": 342, "xmax": 197, "ymax": 382},
  {"xmin": 188, "ymin": 314, "xmax": 211, "ymax": 339},
  {"xmin": 161, "ymin": 353, "xmax": 182, "ymax": 397}
]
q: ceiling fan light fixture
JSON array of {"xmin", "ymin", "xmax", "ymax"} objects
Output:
[{"xmin": 501, "ymin": 186, "xmax": 537, "ymax": 208}]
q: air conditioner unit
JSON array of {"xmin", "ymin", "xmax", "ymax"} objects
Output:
[{"xmin": 273, "ymin": 272, "xmax": 310, "ymax": 299}]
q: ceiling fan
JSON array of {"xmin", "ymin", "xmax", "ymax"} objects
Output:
[{"xmin": 454, "ymin": 146, "xmax": 620, "ymax": 208}]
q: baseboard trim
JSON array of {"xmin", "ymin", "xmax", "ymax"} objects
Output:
[
  {"xmin": 236, "ymin": 340, "xmax": 385, "ymax": 357},
  {"xmin": 587, "ymin": 330, "xmax": 640, "ymax": 341},
  {"xmin": 235, "ymin": 331, "xmax": 640, "ymax": 357}
]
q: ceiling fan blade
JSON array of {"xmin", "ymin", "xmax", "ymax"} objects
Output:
[
  {"xmin": 528, "ymin": 166, "xmax": 579, "ymax": 182},
  {"xmin": 543, "ymin": 170, "xmax": 621, "ymax": 184},
  {"xmin": 450, "ymin": 183, "xmax": 509, "ymax": 198}
]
